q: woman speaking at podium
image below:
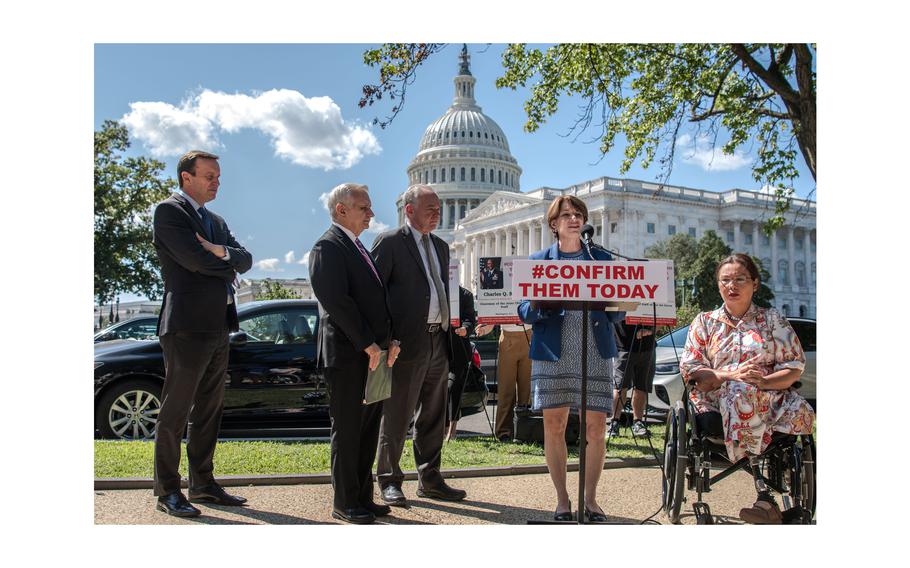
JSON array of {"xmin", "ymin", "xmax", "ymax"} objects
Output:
[{"xmin": 518, "ymin": 195, "xmax": 625, "ymax": 522}]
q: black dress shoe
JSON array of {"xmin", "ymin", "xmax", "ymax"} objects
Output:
[
  {"xmin": 380, "ymin": 485, "xmax": 408, "ymax": 506},
  {"xmin": 583, "ymin": 507, "xmax": 608, "ymax": 523},
  {"xmin": 188, "ymin": 483, "xmax": 247, "ymax": 506},
  {"xmin": 332, "ymin": 507, "xmax": 376, "ymax": 524},
  {"xmin": 156, "ymin": 492, "xmax": 201, "ymax": 517},
  {"xmin": 362, "ymin": 501, "xmax": 392, "ymax": 517},
  {"xmin": 416, "ymin": 483, "xmax": 467, "ymax": 502}
]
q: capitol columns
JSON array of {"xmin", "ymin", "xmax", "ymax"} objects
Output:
[
  {"xmin": 505, "ymin": 227, "xmax": 513, "ymax": 256},
  {"xmin": 539, "ymin": 220, "xmax": 550, "ymax": 249},
  {"xmin": 787, "ymin": 226, "xmax": 797, "ymax": 292},
  {"xmin": 442, "ymin": 199, "xmax": 450, "ymax": 230},
  {"xmin": 804, "ymin": 228, "xmax": 812, "ymax": 283},
  {"xmin": 733, "ymin": 220, "xmax": 741, "ymax": 252},
  {"xmin": 752, "ymin": 223, "xmax": 760, "ymax": 259},
  {"xmin": 516, "ymin": 222, "xmax": 526, "ymax": 257},
  {"xmin": 770, "ymin": 229, "xmax": 779, "ymax": 287}
]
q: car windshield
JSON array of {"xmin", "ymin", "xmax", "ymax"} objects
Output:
[{"xmin": 656, "ymin": 325, "xmax": 689, "ymax": 349}]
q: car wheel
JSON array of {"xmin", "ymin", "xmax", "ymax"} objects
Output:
[{"xmin": 96, "ymin": 379, "xmax": 162, "ymax": 440}]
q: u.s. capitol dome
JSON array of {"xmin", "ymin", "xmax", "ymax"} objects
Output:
[{"xmin": 397, "ymin": 45, "xmax": 522, "ymax": 242}]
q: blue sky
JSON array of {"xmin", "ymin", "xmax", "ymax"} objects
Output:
[{"xmin": 95, "ymin": 43, "xmax": 816, "ymax": 302}]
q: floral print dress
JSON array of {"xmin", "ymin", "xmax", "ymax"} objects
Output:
[{"xmin": 680, "ymin": 304, "xmax": 815, "ymax": 462}]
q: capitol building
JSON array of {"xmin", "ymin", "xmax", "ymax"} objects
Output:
[{"xmin": 398, "ymin": 46, "xmax": 816, "ymax": 319}]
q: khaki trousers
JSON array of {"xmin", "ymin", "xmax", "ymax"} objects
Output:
[{"xmin": 495, "ymin": 329, "xmax": 532, "ymax": 438}]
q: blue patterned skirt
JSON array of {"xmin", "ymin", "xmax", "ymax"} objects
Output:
[{"xmin": 530, "ymin": 310, "xmax": 615, "ymax": 414}]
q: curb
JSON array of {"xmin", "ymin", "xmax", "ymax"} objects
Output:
[{"xmin": 94, "ymin": 457, "xmax": 658, "ymax": 490}]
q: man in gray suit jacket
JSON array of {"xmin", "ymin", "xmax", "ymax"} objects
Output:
[
  {"xmin": 152, "ymin": 150, "xmax": 252, "ymax": 517},
  {"xmin": 371, "ymin": 184, "xmax": 466, "ymax": 506}
]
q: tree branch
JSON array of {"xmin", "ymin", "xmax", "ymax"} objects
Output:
[{"xmin": 729, "ymin": 44, "xmax": 800, "ymax": 105}]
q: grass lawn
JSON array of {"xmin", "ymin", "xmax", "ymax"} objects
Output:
[{"xmin": 94, "ymin": 427, "xmax": 662, "ymax": 478}]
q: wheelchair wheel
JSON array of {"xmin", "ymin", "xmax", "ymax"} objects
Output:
[
  {"xmin": 792, "ymin": 436, "xmax": 816, "ymax": 522},
  {"xmin": 661, "ymin": 401, "xmax": 687, "ymax": 524}
]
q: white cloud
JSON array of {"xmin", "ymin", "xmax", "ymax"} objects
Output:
[
  {"xmin": 284, "ymin": 250, "xmax": 296, "ymax": 264},
  {"xmin": 297, "ymin": 250, "xmax": 311, "ymax": 266},
  {"xmin": 120, "ymin": 100, "xmax": 219, "ymax": 157},
  {"xmin": 121, "ymin": 89, "xmax": 381, "ymax": 170},
  {"xmin": 676, "ymin": 134, "xmax": 752, "ymax": 172},
  {"xmin": 254, "ymin": 258, "xmax": 282, "ymax": 272},
  {"xmin": 318, "ymin": 191, "xmax": 332, "ymax": 212},
  {"xmin": 363, "ymin": 218, "xmax": 390, "ymax": 235}
]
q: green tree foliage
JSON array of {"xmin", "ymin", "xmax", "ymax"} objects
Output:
[
  {"xmin": 95, "ymin": 120, "xmax": 175, "ymax": 306},
  {"xmin": 751, "ymin": 257, "xmax": 776, "ymax": 309},
  {"xmin": 686, "ymin": 230, "xmax": 775, "ymax": 311},
  {"xmin": 674, "ymin": 304, "xmax": 702, "ymax": 329},
  {"xmin": 361, "ymin": 43, "xmax": 816, "ymax": 231},
  {"xmin": 689, "ymin": 230, "xmax": 732, "ymax": 310},
  {"xmin": 258, "ymin": 280, "xmax": 301, "ymax": 300},
  {"xmin": 645, "ymin": 233, "xmax": 698, "ymax": 308}
]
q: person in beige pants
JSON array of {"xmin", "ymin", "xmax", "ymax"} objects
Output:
[{"xmin": 478, "ymin": 324, "xmax": 532, "ymax": 441}]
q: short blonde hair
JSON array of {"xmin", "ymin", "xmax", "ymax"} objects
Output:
[{"xmin": 545, "ymin": 195, "xmax": 588, "ymax": 237}]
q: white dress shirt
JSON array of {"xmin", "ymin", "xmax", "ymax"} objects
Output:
[{"xmin": 405, "ymin": 219, "xmax": 443, "ymax": 325}]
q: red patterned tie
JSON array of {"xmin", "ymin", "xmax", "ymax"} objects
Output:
[{"xmin": 355, "ymin": 238, "xmax": 383, "ymax": 285}]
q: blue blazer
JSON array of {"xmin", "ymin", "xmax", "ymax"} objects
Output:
[{"xmin": 517, "ymin": 243, "xmax": 625, "ymax": 361}]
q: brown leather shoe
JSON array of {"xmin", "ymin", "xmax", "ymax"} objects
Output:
[{"xmin": 739, "ymin": 498, "xmax": 782, "ymax": 524}]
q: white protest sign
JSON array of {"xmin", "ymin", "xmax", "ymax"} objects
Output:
[
  {"xmin": 448, "ymin": 261, "xmax": 460, "ymax": 328},
  {"xmin": 512, "ymin": 259, "xmax": 670, "ymax": 303},
  {"xmin": 476, "ymin": 256, "xmax": 522, "ymax": 325},
  {"xmin": 625, "ymin": 260, "xmax": 677, "ymax": 326}
]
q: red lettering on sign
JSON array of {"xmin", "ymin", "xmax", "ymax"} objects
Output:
[
  {"xmin": 592, "ymin": 265, "xmax": 604, "ymax": 279},
  {"xmin": 575, "ymin": 264, "xmax": 590, "ymax": 279},
  {"xmin": 560, "ymin": 265, "xmax": 573, "ymax": 279},
  {"xmin": 629, "ymin": 265, "xmax": 644, "ymax": 280},
  {"xmin": 601, "ymin": 284, "xmax": 616, "ymax": 297},
  {"xmin": 545, "ymin": 265, "xmax": 558, "ymax": 279},
  {"xmin": 533, "ymin": 283, "xmax": 548, "ymax": 296},
  {"xmin": 630, "ymin": 285, "xmax": 645, "ymax": 299},
  {"xmin": 519, "ymin": 282, "xmax": 531, "ymax": 296},
  {"xmin": 613, "ymin": 266, "xmax": 626, "ymax": 279},
  {"xmin": 565, "ymin": 283, "xmax": 579, "ymax": 297},
  {"xmin": 617, "ymin": 284, "xmax": 630, "ymax": 297},
  {"xmin": 645, "ymin": 284, "xmax": 658, "ymax": 299}
]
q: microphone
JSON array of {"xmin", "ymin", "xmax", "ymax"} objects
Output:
[{"xmin": 580, "ymin": 223, "xmax": 595, "ymax": 243}]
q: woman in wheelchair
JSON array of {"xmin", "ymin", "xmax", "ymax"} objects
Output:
[{"xmin": 679, "ymin": 254, "xmax": 815, "ymax": 524}]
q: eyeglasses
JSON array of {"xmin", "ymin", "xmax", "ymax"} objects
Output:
[
  {"xmin": 558, "ymin": 212, "xmax": 584, "ymax": 221},
  {"xmin": 718, "ymin": 277, "xmax": 753, "ymax": 287}
]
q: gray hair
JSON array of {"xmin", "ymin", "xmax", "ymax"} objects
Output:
[
  {"xmin": 402, "ymin": 184, "xmax": 436, "ymax": 208},
  {"xmin": 326, "ymin": 183, "xmax": 368, "ymax": 220}
]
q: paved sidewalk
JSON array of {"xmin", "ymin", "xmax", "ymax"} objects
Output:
[{"xmin": 94, "ymin": 465, "xmax": 759, "ymax": 525}]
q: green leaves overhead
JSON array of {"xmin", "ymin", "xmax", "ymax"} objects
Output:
[{"xmin": 360, "ymin": 43, "xmax": 816, "ymax": 231}]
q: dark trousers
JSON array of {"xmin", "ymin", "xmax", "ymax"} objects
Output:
[
  {"xmin": 325, "ymin": 360, "xmax": 383, "ymax": 510},
  {"xmin": 377, "ymin": 331, "xmax": 449, "ymax": 490},
  {"xmin": 154, "ymin": 330, "xmax": 229, "ymax": 496}
]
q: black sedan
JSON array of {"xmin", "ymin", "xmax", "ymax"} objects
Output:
[{"xmin": 94, "ymin": 299, "xmax": 487, "ymax": 440}]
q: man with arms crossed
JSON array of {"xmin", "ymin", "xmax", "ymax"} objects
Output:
[
  {"xmin": 152, "ymin": 150, "xmax": 252, "ymax": 517},
  {"xmin": 309, "ymin": 183, "xmax": 401, "ymax": 524}
]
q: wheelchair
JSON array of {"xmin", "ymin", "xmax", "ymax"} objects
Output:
[{"xmin": 661, "ymin": 381, "xmax": 816, "ymax": 524}]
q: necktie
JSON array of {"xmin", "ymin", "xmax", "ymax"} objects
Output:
[
  {"xmin": 354, "ymin": 237, "xmax": 383, "ymax": 286},
  {"xmin": 197, "ymin": 206, "xmax": 214, "ymax": 240},
  {"xmin": 421, "ymin": 233, "xmax": 449, "ymax": 330}
]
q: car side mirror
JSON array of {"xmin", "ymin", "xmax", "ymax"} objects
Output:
[{"xmin": 229, "ymin": 331, "xmax": 248, "ymax": 346}]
